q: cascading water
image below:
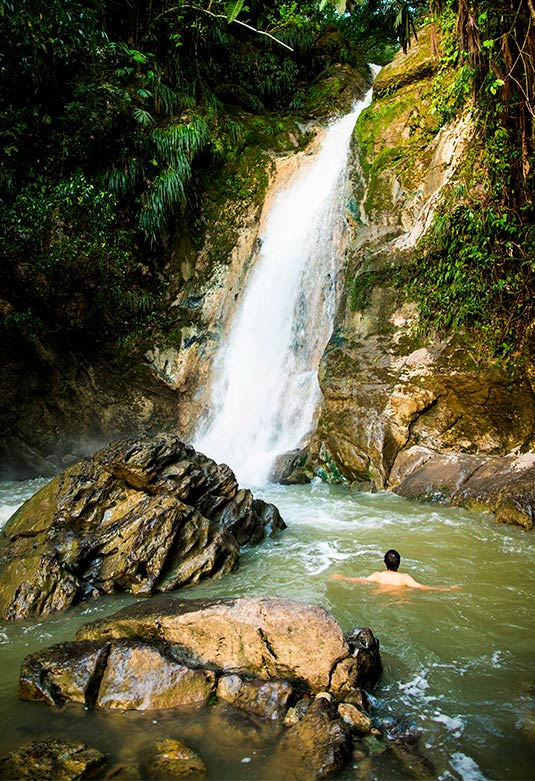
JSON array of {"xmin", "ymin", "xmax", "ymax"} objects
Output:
[{"xmin": 194, "ymin": 86, "xmax": 375, "ymax": 487}]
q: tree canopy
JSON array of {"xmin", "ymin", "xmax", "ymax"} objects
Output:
[{"xmin": 0, "ymin": 0, "xmax": 533, "ymax": 357}]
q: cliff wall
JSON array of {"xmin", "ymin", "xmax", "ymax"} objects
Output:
[{"xmin": 305, "ymin": 25, "xmax": 535, "ymax": 525}]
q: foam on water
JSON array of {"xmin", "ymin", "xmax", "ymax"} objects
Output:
[
  {"xmin": 432, "ymin": 711, "xmax": 465, "ymax": 738},
  {"xmin": 447, "ymin": 752, "xmax": 489, "ymax": 781}
]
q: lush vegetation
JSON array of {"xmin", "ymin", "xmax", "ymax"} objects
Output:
[
  {"xmin": 1, "ymin": 0, "xmax": 533, "ymax": 364},
  {"xmin": 408, "ymin": 0, "xmax": 535, "ymax": 363},
  {"xmin": 0, "ymin": 0, "xmax": 402, "ymax": 344}
]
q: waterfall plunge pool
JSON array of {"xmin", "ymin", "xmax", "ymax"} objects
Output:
[{"xmin": 0, "ymin": 478, "xmax": 534, "ymax": 780}]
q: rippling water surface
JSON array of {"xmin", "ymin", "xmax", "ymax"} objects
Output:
[{"xmin": 1, "ymin": 479, "xmax": 534, "ymax": 780}]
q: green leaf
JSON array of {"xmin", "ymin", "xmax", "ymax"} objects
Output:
[{"xmin": 226, "ymin": 0, "xmax": 244, "ymax": 23}]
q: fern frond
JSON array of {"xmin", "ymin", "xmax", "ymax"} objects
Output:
[
  {"xmin": 133, "ymin": 108, "xmax": 154, "ymax": 126},
  {"xmin": 140, "ymin": 165, "xmax": 189, "ymax": 244}
]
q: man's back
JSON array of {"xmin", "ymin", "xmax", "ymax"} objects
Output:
[{"xmin": 364, "ymin": 570, "xmax": 429, "ymax": 589}]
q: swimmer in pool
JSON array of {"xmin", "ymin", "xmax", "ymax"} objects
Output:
[{"xmin": 331, "ymin": 549, "xmax": 460, "ymax": 591}]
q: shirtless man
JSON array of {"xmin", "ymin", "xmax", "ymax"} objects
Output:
[{"xmin": 332, "ymin": 549, "xmax": 459, "ymax": 591}]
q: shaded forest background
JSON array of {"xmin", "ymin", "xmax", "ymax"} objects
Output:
[{"xmin": 0, "ymin": 0, "xmax": 533, "ymax": 359}]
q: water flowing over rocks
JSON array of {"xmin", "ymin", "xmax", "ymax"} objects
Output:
[
  {"xmin": 0, "ymin": 433, "xmax": 285, "ymax": 620},
  {"xmin": 15, "ymin": 596, "xmax": 383, "ymax": 779}
]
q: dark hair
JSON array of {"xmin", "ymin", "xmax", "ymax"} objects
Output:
[{"xmin": 384, "ymin": 549, "xmax": 400, "ymax": 571}]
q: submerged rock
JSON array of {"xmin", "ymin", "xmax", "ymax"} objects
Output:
[
  {"xmin": 0, "ymin": 433, "xmax": 285, "ymax": 620},
  {"xmin": 0, "ymin": 738, "xmax": 107, "ymax": 781},
  {"xmin": 144, "ymin": 738, "xmax": 206, "ymax": 780}
]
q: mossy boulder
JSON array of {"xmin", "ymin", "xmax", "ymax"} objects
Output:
[
  {"xmin": 0, "ymin": 434, "xmax": 285, "ymax": 620},
  {"xmin": 0, "ymin": 739, "xmax": 107, "ymax": 781}
]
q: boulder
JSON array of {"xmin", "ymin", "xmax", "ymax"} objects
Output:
[
  {"xmin": 0, "ymin": 433, "xmax": 286, "ymax": 620},
  {"xmin": 17, "ymin": 597, "xmax": 382, "ymax": 779},
  {"xmin": 269, "ymin": 448, "xmax": 313, "ymax": 485},
  {"xmin": 391, "ymin": 446, "xmax": 535, "ymax": 529},
  {"xmin": 144, "ymin": 738, "xmax": 206, "ymax": 779},
  {"xmin": 0, "ymin": 738, "xmax": 107, "ymax": 781},
  {"xmin": 75, "ymin": 595, "xmax": 379, "ymax": 693},
  {"xmin": 274, "ymin": 696, "xmax": 351, "ymax": 779},
  {"xmin": 20, "ymin": 597, "xmax": 381, "ymax": 712}
]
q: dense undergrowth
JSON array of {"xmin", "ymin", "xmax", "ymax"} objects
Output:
[
  {"xmin": 0, "ymin": 0, "xmax": 394, "ymax": 345},
  {"xmin": 408, "ymin": 2, "xmax": 535, "ymax": 365},
  {"xmin": 2, "ymin": 0, "xmax": 532, "ymax": 367}
]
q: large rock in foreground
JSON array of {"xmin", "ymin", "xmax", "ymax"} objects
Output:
[
  {"xmin": 18, "ymin": 596, "xmax": 382, "ymax": 779},
  {"xmin": 20, "ymin": 596, "xmax": 382, "ymax": 707},
  {"xmin": 0, "ymin": 434, "xmax": 285, "ymax": 620}
]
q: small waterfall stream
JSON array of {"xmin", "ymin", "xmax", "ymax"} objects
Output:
[{"xmin": 194, "ymin": 88, "xmax": 374, "ymax": 486}]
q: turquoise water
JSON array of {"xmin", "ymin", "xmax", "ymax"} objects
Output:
[{"xmin": 1, "ymin": 479, "xmax": 534, "ymax": 780}]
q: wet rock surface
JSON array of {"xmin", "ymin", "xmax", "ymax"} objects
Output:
[
  {"xmin": 303, "ymin": 26, "xmax": 535, "ymax": 529},
  {"xmin": 273, "ymin": 696, "xmax": 351, "ymax": 779},
  {"xmin": 0, "ymin": 434, "xmax": 285, "ymax": 620},
  {"xmin": 145, "ymin": 738, "xmax": 206, "ymax": 779},
  {"xmin": 73, "ymin": 595, "xmax": 380, "ymax": 695},
  {"xmin": 16, "ymin": 596, "xmax": 383, "ymax": 778},
  {"xmin": 0, "ymin": 738, "xmax": 107, "ymax": 780},
  {"xmin": 391, "ymin": 446, "xmax": 535, "ymax": 529}
]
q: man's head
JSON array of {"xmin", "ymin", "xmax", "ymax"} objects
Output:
[{"xmin": 384, "ymin": 549, "xmax": 400, "ymax": 571}]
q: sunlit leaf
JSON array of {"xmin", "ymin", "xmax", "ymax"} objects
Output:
[{"xmin": 226, "ymin": 0, "xmax": 244, "ymax": 24}]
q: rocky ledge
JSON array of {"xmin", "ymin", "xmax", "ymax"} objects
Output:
[
  {"xmin": 391, "ymin": 446, "xmax": 535, "ymax": 529},
  {"xmin": 13, "ymin": 595, "xmax": 387, "ymax": 780},
  {"xmin": 0, "ymin": 433, "xmax": 285, "ymax": 620}
]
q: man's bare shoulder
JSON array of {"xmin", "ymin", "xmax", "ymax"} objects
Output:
[{"xmin": 367, "ymin": 571, "xmax": 428, "ymax": 589}]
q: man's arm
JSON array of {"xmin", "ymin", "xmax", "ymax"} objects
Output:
[
  {"xmin": 330, "ymin": 573, "xmax": 373, "ymax": 583},
  {"xmin": 402, "ymin": 574, "xmax": 461, "ymax": 591}
]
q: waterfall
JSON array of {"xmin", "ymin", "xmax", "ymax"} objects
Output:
[{"xmin": 194, "ymin": 86, "xmax": 375, "ymax": 487}]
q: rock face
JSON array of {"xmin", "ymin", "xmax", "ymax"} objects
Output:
[
  {"xmin": 0, "ymin": 434, "xmax": 285, "ymax": 620},
  {"xmin": 18, "ymin": 596, "xmax": 382, "ymax": 779},
  {"xmin": 303, "ymin": 25, "xmax": 535, "ymax": 528},
  {"xmin": 391, "ymin": 447, "xmax": 535, "ymax": 529},
  {"xmin": 0, "ymin": 336, "xmax": 179, "ymax": 480}
]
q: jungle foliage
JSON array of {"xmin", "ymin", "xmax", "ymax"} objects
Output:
[
  {"xmin": 0, "ymin": 0, "xmax": 400, "ymax": 342},
  {"xmin": 408, "ymin": 0, "xmax": 535, "ymax": 363},
  {"xmin": 1, "ymin": 0, "xmax": 533, "ymax": 361}
]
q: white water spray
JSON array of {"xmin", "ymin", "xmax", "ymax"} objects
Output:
[{"xmin": 195, "ymin": 86, "xmax": 375, "ymax": 487}]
